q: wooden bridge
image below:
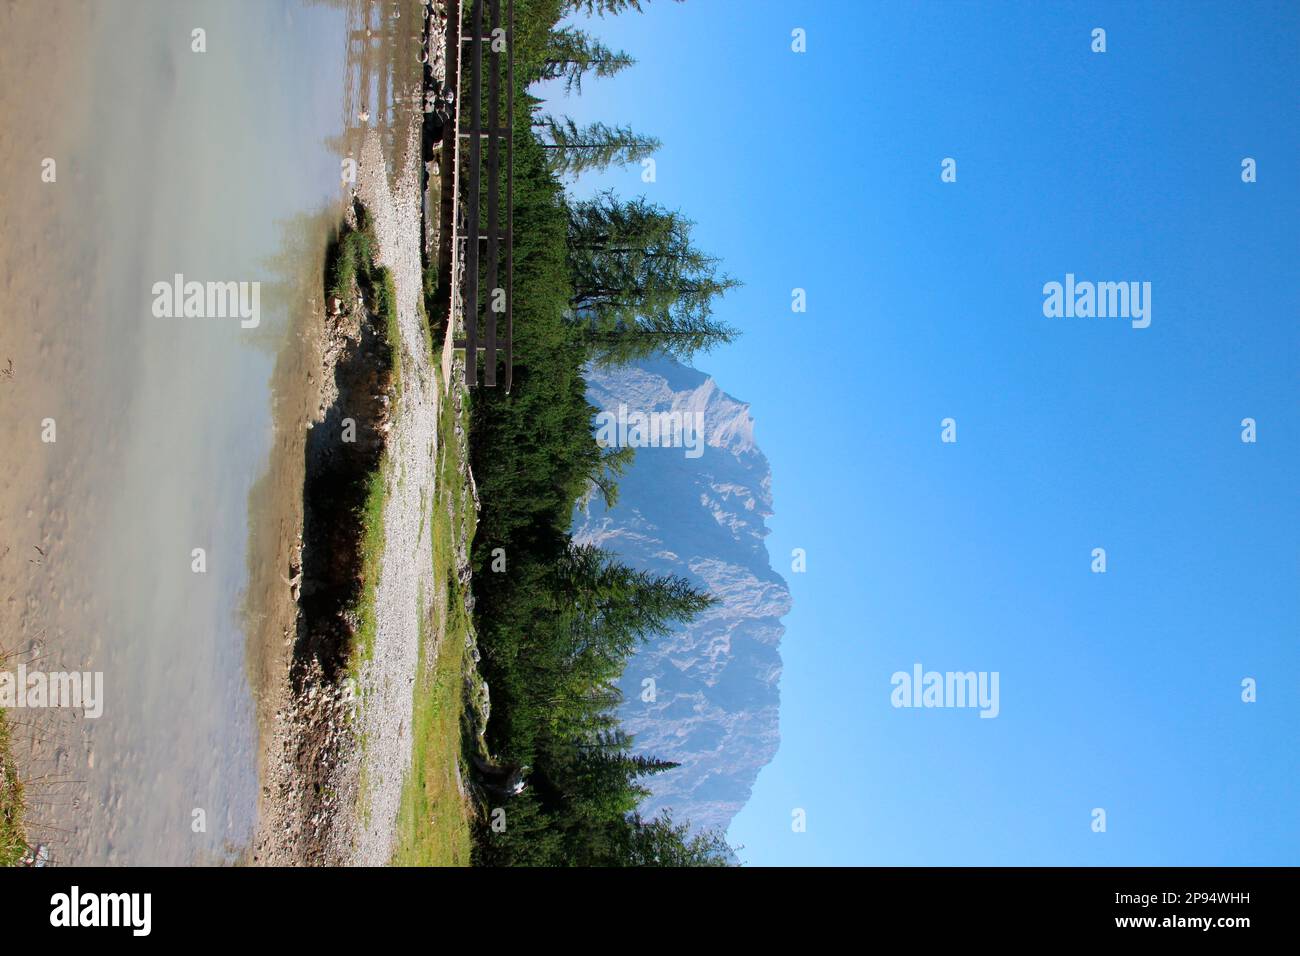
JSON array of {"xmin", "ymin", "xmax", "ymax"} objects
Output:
[{"xmin": 434, "ymin": 0, "xmax": 514, "ymax": 391}]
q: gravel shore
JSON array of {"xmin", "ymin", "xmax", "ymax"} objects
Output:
[
  {"xmin": 250, "ymin": 0, "xmax": 451, "ymax": 867},
  {"xmin": 343, "ymin": 121, "xmax": 441, "ymax": 865}
]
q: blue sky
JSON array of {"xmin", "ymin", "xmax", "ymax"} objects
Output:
[{"xmin": 543, "ymin": 0, "xmax": 1299, "ymax": 865}]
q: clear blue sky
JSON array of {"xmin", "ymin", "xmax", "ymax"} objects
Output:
[{"xmin": 544, "ymin": 0, "xmax": 1299, "ymax": 865}]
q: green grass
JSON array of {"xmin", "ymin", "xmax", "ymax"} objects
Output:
[
  {"xmin": 350, "ymin": 456, "xmax": 390, "ymax": 675},
  {"xmin": 392, "ymin": 586, "xmax": 473, "ymax": 865},
  {"xmin": 328, "ymin": 212, "xmax": 401, "ymax": 401},
  {"xmin": 348, "ymin": 457, "xmax": 390, "ymax": 826},
  {"xmin": 328, "ymin": 220, "xmax": 373, "ymax": 306},
  {"xmin": 0, "ymin": 708, "xmax": 25, "ymax": 866},
  {"xmin": 373, "ymin": 265, "xmax": 402, "ymax": 400},
  {"xmin": 391, "ymin": 369, "xmax": 476, "ymax": 866},
  {"xmin": 330, "ymin": 202, "xmax": 397, "ymax": 677},
  {"xmin": 418, "ymin": 297, "xmax": 435, "ymax": 374}
]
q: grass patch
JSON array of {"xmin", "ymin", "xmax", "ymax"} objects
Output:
[
  {"xmin": 328, "ymin": 207, "xmax": 401, "ymax": 400},
  {"xmin": 392, "ymin": 587, "xmax": 473, "ymax": 865},
  {"xmin": 349, "ymin": 456, "xmax": 390, "ymax": 674},
  {"xmin": 391, "ymin": 369, "xmax": 475, "ymax": 866},
  {"xmin": 373, "ymin": 265, "xmax": 402, "ymax": 401},
  {"xmin": 328, "ymin": 215, "xmax": 373, "ymax": 305},
  {"xmin": 321, "ymin": 200, "xmax": 397, "ymax": 678},
  {"xmin": 418, "ymin": 297, "xmax": 435, "ymax": 374},
  {"xmin": 0, "ymin": 708, "xmax": 25, "ymax": 866},
  {"xmin": 423, "ymin": 259, "xmax": 440, "ymax": 313},
  {"xmin": 347, "ymin": 459, "xmax": 389, "ymax": 824}
]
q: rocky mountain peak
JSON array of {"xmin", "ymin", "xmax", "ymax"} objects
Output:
[{"xmin": 574, "ymin": 355, "xmax": 790, "ymax": 836}]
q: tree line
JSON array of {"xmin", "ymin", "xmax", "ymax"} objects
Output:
[{"xmin": 468, "ymin": 0, "xmax": 736, "ymax": 866}]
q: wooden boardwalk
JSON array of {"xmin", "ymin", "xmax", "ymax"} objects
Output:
[{"xmin": 434, "ymin": 0, "xmax": 514, "ymax": 392}]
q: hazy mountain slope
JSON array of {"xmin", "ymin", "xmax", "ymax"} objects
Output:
[{"xmin": 573, "ymin": 356, "xmax": 790, "ymax": 834}]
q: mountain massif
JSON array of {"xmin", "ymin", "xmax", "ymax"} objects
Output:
[{"xmin": 573, "ymin": 356, "xmax": 791, "ymax": 835}]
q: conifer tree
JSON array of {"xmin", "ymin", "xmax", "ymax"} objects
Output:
[{"xmin": 541, "ymin": 28, "xmax": 636, "ymax": 93}]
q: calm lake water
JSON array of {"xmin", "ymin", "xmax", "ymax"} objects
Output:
[{"xmin": 0, "ymin": 0, "xmax": 354, "ymax": 864}]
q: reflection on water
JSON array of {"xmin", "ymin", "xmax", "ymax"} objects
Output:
[
  {"xmin": 336, "ymin": 0, "xmax": 432, "ymax": 192},
  {"xmin": 0, "ymin": 0, "xmax": 383, "ymax": 864}
]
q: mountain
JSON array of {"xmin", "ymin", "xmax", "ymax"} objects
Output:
[{"xmin": 573, "ymin": 355, "xmax": 791, "ymax": 836}]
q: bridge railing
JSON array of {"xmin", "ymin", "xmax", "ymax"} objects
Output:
[{"xmin": 454, "ymin": 0, "xmax": 514, "ymax": 391}]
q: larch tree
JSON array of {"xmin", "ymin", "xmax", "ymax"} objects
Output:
[
  {"xmin": 566, "ymin": 191, "xmax": 740, "ymax": 364},
  {"xmin": 536, "ymin": 116, "xmax": 661, "ymax": 176},
  {"xmin": 541, "ymin": 27, "xmax": 636, "ymax": 93}
]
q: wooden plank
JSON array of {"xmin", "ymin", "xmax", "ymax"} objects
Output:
[{"xmin": 462, "ymin": 0, "xmax": 483, "ymax": 386}]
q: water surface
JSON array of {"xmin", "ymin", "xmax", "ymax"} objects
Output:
[{"xmin": 0, "ymin": 0, "xmax": 350, "ymax": 864}]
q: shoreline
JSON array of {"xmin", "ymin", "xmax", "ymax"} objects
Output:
[
  {"xmin": 242, "ymin": 0, "xmax": 462, "ymax": 865},
  {"xmin": 238, "ymin": 211, "xmax": 331, "ymax": 864}
]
